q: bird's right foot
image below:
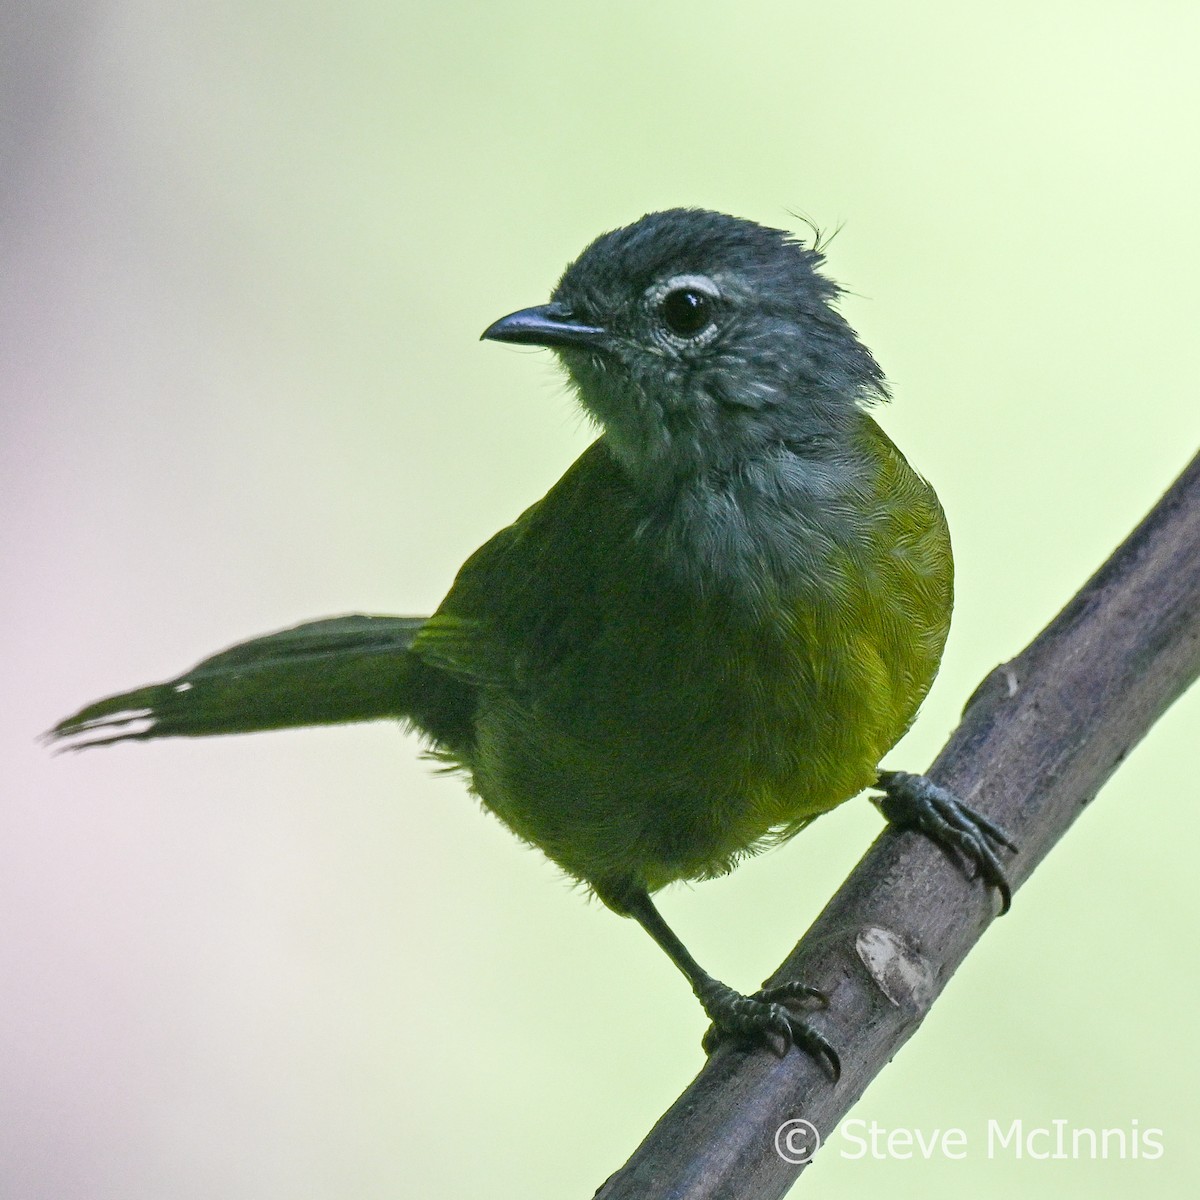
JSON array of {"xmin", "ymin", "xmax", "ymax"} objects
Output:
[
  {"xmin": 875, "ymin": 770, "xmax": 1018, "ymax": 913},
  {"xmin": 697, "ymin": 977, "xmax": 840, "ymax": 1080}
]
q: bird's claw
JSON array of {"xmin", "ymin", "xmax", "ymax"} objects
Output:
[
  {"xmin": 875, "ymin": 770, "xmax": 1018, "ymax": 913},
  {"xmin": 698, "ymin": 978, "xmax": 840, "ymax": 1080}
]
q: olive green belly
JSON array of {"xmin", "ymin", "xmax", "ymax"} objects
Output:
[{"xmin": 469, "ymin": 607, "xmax": 931, "ymax": 894}]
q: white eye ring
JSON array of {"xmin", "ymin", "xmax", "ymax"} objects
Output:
[{"xmin": 645, "ymin": 274, "xmax": 722, "ymax": 348}]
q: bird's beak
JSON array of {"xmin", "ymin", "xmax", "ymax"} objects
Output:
[{"xmin": 481, "ymin": 303, "xmax": 607, "ymax": 350}]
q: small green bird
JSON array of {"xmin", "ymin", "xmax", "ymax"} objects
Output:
[{"xmin": 52, "ymin": 209, "xmax": 1013, "ymax": 1076}]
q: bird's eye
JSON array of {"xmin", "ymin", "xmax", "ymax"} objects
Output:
[{"xmin": 660, "ymin": 288, "xmax": 713, "ymax": 338}]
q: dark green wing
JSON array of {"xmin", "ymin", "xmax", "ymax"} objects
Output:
[
  {"xmin": 401, "ymin": 441, "xmax": 634, "ymax": 757},
  {"xmin": 48, "ymin": 614, "xmax": 425, "ymax": 748},
  {"xmin": 408, "ymin": 444, "xmax": 632, "ymax": 679}
]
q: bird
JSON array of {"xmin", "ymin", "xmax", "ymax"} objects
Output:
[{"xmin": 50, "ymin": 208, "xmax": 1014, "ymax": 1077}]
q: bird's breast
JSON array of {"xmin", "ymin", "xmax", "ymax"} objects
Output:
[{"xmin": 462, "ymin": 431, "xmax": 952, "ymax": 892}]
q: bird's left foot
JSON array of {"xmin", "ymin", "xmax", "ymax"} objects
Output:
[
  {"xmin": 875, "ymin": 770, "xmax": 1018, "ymax": 913},
  {"xmin": 698, "ymin": 978, "xmax": 840, "ymax": 1079}
]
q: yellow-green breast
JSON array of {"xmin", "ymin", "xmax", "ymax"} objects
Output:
[{"xmin": 413, "ymin": 414, "xmax": 952, "ymax": 898}]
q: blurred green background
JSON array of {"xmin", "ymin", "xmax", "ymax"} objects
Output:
[{"xmin": 3, "ymin": 3, "xmax": 1198, "ymax": 1197}]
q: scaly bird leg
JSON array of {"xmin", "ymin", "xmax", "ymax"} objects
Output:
[
  {"xmin": 874, "ymin": 770, "xmax": 1018, "ymax": 913},
  {"xmin": 618, "ymin": 887, "xmax": 840, "ymax": 1080}
]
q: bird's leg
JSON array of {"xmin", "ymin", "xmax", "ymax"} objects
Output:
[
  {"xmin": 618, "ymin": 887, "xmax": 840, "ymax": 1079},
  {"xmin": 874, "ymin": 770, "xmax": 1018, "ymax": 913}
]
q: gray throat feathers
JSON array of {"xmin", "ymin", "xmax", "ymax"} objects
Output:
[{"xmin": 626, "ymin": 437, "xmax": 872, "ymax": 600}]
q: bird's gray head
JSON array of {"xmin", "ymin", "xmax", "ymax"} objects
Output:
[{"xmin": 482, "ymin": 209, "xmax": 887, "ymax": 485}]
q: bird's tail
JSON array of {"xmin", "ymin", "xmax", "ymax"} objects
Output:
[{"xmin": 47, "ymin": 614, "xmax": 426, "ymax": 749}]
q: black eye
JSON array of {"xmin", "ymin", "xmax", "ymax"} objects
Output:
[{"xmin": 660, "ymin": 288, "xmax": 713, "ymax": 337}]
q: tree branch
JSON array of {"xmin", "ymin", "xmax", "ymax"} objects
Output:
[{"xmin": 596, "ymin": 449, "xmax": 1200, "ymax": 1200}]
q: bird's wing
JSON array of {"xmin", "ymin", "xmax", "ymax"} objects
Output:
[
  {"xmin": 407, "ymin": 441, "xmax": 630, "ymax": 692},
  {"xmin": 47, "ymin": 614, "xmax": 426, "ymax": 748},
  {"xmin": 394, "ymin": 467, "xmax": 616, "ymax": 759},
  {"xmin": 407, "ymin": 524, "xmax": 535, "ymax": 689}
]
